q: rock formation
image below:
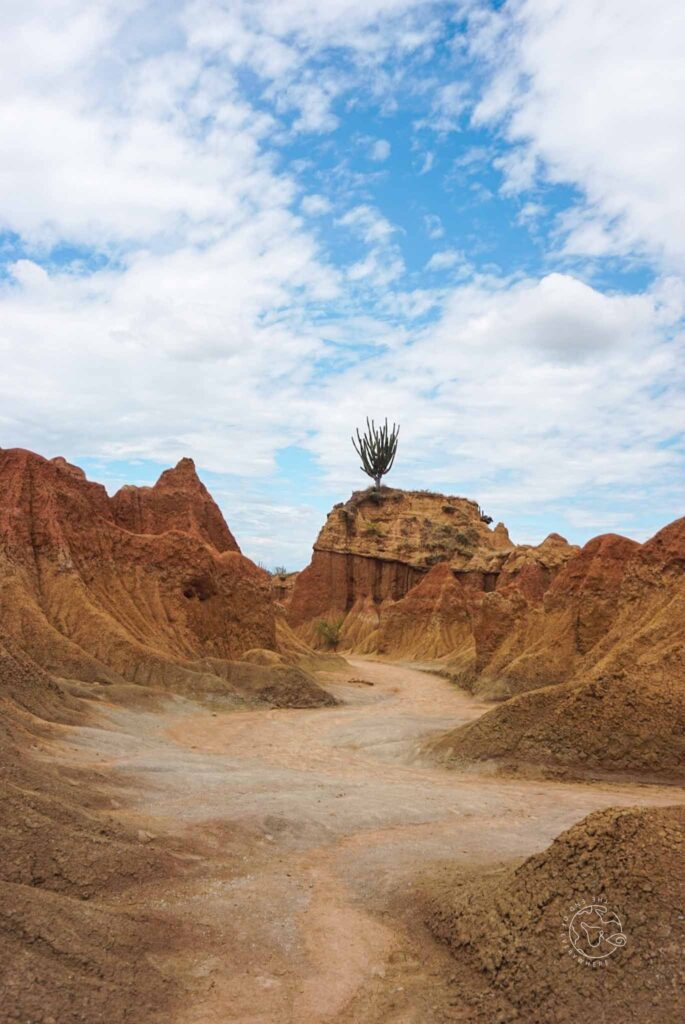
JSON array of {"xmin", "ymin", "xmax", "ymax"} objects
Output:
[
  {"xmin": 111, "ymin": 456, "xmax": 239, "ymax": 553},
  {"xmin": 471, "ymin": 532, "xmax": 643, "ymax": 696},
  {"xmin": 426, "ymin": 805, "xmax": 685, "ymax": 1023},
  {"xmin": 288, "ymin": 486, "xmax": 685, "ymax": 779},
  {"xmin": 287, "ymin": 486, "xmax": 578, "ymax": 663},
  {"xmin": 487, "ymin": 519, "xmax": 684, "ymax": 693},
  {"xmin": 0, "ymin": 448, "xmax": 331, "ymax": 706},
  {"xmin": 430, "ymin": 517, "xmax": 685, "ymax": 777}
]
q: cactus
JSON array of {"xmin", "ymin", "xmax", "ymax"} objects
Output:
[{"xmin": 352, "ymin": 417, "xmax": 400, "ymax": 489}]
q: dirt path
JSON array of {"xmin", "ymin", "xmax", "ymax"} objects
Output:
[{"xmin": 67, "ymin": 659, "xmax": 684, "ymax": 1023}]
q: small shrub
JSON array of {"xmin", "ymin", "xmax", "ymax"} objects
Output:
[
  {"xmin": 316, "ymin": 617, "xmax": 345, "ymax": 650},
  {"xmin": 364, "ymin": 521, "xmax": 383, "ymax": 536},
  {"xmin": 425, "ymin": 554, "xmax": 444, "ymax": 566},
  {"xmin": 367, "ymin": 489, "xmax": 385, "ymax": 505},
  {"xmin": 272, "ymin": 565, "xmax": 288, "ymax": 576}
]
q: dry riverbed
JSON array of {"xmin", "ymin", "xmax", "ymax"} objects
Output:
[{"xmin": 53, "ymin": 659, "xmax": 684, "ymax": 1023}]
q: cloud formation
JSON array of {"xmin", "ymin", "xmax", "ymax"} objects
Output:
[
  {"xmin": 472, "ymin": 0, "xmax": 685, "ymax": 270},
  {"xmin": 0, "ymin": 0, "xmax": 683, "ymax": 567}
]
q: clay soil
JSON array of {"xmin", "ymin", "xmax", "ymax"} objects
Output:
[{"xmin": 4, "ymin": 660, "xmax": 684, "ymax": 1024}]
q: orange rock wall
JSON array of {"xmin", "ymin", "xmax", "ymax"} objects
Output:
[
  {"xmin": 0, "ymin": 448, "xmax": 276, "ymax": 689},
  {"xmin": 288, "ymin": 486, "xmax": 578, "ymax": 663}
]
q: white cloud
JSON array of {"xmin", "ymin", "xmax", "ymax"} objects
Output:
[
  {"xmin": 418, "ymin": 80, "xmax": 468, "ymax": 133},
  {"xmin": 423, "ymin": 213, "xmax": 444, "ymax": 239},
  {"xmin": 418, "ymin": 150, "xmax": 434, "ymax": 174},
  {"xmin": 185, "ymin": 0, "xmax": 441, "ymax": 134},
  {"xmin": 338, "ymin": 204, "xmax": 405, "ymax": 286},
  {"xmin": 338, "ymin": 204, "xmax": 396, "ymax": 245},
  {"xmin": 301, "ymin": 193, "xmax": 333, "ymax": 216},
  {"xmin": 516, "ymin": 201, "xmax": 545, "ymax": 226},
  {"xmin": 369, "ymin": 138, "xmax": 391, "ymax": 161},
  {"xmin": 472, "ymin": 0, "xmax": 685, "ymax": 270},
  {"xmin": 425, "ymin": 249, "xmax": 462, "ymax": 271},
  {"xmin": 305, "ymin": 273, "xmax": 685, "ymax": 520}
]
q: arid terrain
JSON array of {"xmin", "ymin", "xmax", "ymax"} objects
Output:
[
  {"xmin": 2, "ymin": 450, "xmax": 684, "ymax": 1023},
  {"xmin": 4, "ymin": 656, "xmax": 684, "ymax": 1024}
]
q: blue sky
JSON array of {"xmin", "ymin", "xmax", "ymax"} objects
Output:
[{"xmin": 1, "ymin": 0, "xmax": 684, "ymax": 568}]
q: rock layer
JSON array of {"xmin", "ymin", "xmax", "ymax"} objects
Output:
[
  {"xmin": 431, "ymin": 517, "xmax": 685, "ymax": 776},
  {"xmin": 287, "ymin": 486, "xmax": 577, "ymax": 662},
  {"xmin": 0, "ymin": 448, "xmax": 330, "ymax": 705}
]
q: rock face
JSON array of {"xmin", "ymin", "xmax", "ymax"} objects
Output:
[
  {"xmin": 0, "ymin": 448, "xmax": 330, "ymax": 705},
  {"xmin": 471, "ymin": 517, "xmax": 685, "ymax": 698},
  {"xmin": 430, "ymin": 517, "xmax": 685, "ymax": 776},
  {"xmin": 471, "ymin": 532, "xmax": 642, "ymax": 696},
  {"xmin": 111, "ymin": 457, "xmax": 239, "ymax": 553},
  {"xmin": 426, "ymin": 805, "xmax": 685, "ymax": 1024},
  {"xmin": 377, "ymin": 562, "xmax": 475, "ymax": 661},
  {"xmin": 287, "ymin": 486, "xmax": 577, "ymax": 661}
]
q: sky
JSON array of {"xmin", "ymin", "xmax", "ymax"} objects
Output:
[{"xmin": 1, "ymin": 0, "xmax": 684, "ymax": 570}]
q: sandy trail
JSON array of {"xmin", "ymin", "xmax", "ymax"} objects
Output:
[{"xmin": 67, "ymin": 659, "xmax": 684, "ymax": 1023}]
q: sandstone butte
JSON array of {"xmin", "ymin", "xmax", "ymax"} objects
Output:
[
  {"xmin": 0, "ymin": 447, "xmax": 332, "ymax": 708},
  {"xmin": 285, "ymin": 485, "xmax": 578, "ymax": 667},
  {"xmin": 285, "ymin": 485, "xmax": 685, "ymax": 778}
]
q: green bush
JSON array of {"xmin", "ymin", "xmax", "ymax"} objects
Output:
[
  {"xmin": 364, "ymin": 521, "xmax": 383, "ymax": 536},
  {"xmin": 315, "ymin": 617, "xmax": 345, "ymax": 650}
]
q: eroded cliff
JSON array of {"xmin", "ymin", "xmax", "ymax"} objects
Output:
[
  {"xmin": 0, "ymin": 448, "xmax": 331, "ymax": 706},
  {"xmin": 287, "ymin": 486, "xmax": 577, "ymax": 662}
]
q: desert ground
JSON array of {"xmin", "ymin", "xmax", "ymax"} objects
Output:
[{"xmin": 34, "ymin": 657, "xmax": 682, "ymax": 1024}]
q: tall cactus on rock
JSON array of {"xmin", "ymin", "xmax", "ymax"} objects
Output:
[{"xmin": 352, "ymin": 417, "xmax": 400, "ymax": 489}]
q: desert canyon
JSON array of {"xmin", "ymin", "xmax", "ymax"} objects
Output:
[{"xmin": 1, "ymin": 448, "xmax": 684, "ymax": 1024}]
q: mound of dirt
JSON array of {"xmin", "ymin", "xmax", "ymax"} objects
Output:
[
  {"xmin": 429, "ymin": 673, "xmax": 685, "ymax": 781},
  {"xmin": 200, "ymin": 658, "xmax": 338, "ymax": 708},
  {"xmin": 0, "ymin": 631, "xmax": 195, "ymax": 1022},
  {"xmin": 0, "ymin": 878, "xmax": 196, "ymax": 1024},
  {"xmin": 0, "ymin": 628, "xmax": 187, "ymax": 891},
  {"xmin": 0, "ymin": 448, "xmax": 333, "ymax": 707},
  {"xmin": 426, "ymin": 805, "xmax": 685, "ymax": 1024}
]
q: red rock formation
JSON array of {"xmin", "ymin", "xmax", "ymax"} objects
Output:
[
  {"xmin": 471, "ymin": 531, "xmax": 658, "ymax": 697},
  {"xmin": 0, "ymin": 448, "xmax": 330, "ymax": 705},
  {"xmin": 430, "ymin": 517, "xmax": 685, "ymax": 777},
  {"xmin": 377, "ymin": 563, "xmax": 476, "ymax": 661},
  {"xmin": 111, "ymin": 457, "xmax": 239, "ymax": 553},
  {"xmin": 288, "ymin": 487, "xmax": 577, "ymax": 658}
]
